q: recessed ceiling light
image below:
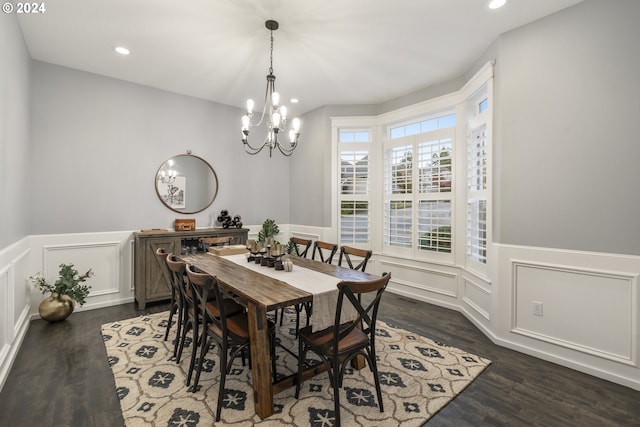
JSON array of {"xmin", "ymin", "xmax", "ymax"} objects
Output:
[
  {"xmin": 488, "ymin": 0, "xmax": 507, "ymax": 9},
  {"xmin": 290, "ymin": 98, "xmax": 299, "ymax": 104},
  {"xmin": 114, "ymin": 46, "xmax": 130, "ymax": 55}
]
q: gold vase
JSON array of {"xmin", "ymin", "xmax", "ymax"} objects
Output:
[{"xmin": 39, "ymin": 294, "xmax": 75, "ymax": 322}]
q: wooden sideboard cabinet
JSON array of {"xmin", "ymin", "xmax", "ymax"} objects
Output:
[{"xmin": 133, "ymin": 228, "xmax": 248, "ymax": 309}]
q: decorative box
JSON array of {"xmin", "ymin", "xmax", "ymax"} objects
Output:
[{"xmin": 174, "ymin": 218, "xmax": 196, "ymax": 231}]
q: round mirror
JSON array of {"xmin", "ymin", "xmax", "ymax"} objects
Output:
[{"xmin": 155, "ymin": 153, "xmax": 218, "ymax": 214}]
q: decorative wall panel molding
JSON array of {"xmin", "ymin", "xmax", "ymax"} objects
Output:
[
  {"xmin": 511, "ymin": 260, "xmax": 637, "ymax": 366},
  {"xmin": 43, "ymin": 241, "xmax": 121, "ymax": 297},
  {"xmin": 380, "ymin": 259, "xmax": 458, "ymax": 297},
  {"xmin": 462, "ymin": 276, "xmax": 491, "ymax": 320}
]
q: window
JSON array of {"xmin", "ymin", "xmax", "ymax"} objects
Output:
[
  {"xmin": 339, "ymin": 130, "xmax": 371, "ymax": 244},
  {"xmin": 466, "ymin": 103, "xmax": 489, "ymax": 264},
  {"xmin": 384, "ymin": 113, "xmax": 455, "ymax": 256},
  {"xmin": 332, "ymin": 62, "xmax": 493, "ymax": 276}
]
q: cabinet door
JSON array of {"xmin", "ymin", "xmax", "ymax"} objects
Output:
[{"xmin": 145, "ymin": 238, "xmax": 179, "ymax": 300}]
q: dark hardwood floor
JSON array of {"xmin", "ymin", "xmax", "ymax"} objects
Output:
[{"xmin": 0, "ymin": 293, "xmax": 638, "ymax": 426}]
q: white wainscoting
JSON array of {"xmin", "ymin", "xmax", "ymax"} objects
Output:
[
  {"xmin": 496, "ymin": 244, "xmax": 640, "ymax": 390},
  {"xmin": 512, "ymin": 260, "xmax": 636, "ymax": 365},
  {"xmin": 2, "ymin": 229, "xmax": 639, "ymax": 392},
  {"xmin": 380, "ymin": 258, "xmax": 458, "ymax": 298},
  {"xmin": 30, "ymin": 231, "xmax": 137, "ymax": 313},
  {"xmin": 462, "ymin": 273, "xmax": 492, "ymax": 322},
  {"xmin": 0, "ymin": 237, "xmax": 31, "ymax": 391}
]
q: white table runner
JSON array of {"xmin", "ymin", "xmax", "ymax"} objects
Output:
[{"xmin": 221, "ymin": 254, "xmax": 356, "ymax": 331}]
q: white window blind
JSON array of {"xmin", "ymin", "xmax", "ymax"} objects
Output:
[
  {"xmin": 418, "ymin": 200, "xmax": 452, "ymax": 253},
  {"xmin": 385, "ymin": 200, "xmax": 412, "ymax": 248},
  {"xmin": 338, "ymin": 130, "xmax": 371, "ymax": 244},
  {"xmin": 466, "ymin": 123, "xmax": 488, "ymax": 263},
  {"xmin": 467, "ymin": 199, "xmax": 487, "ymax": 263},
  {"xmin": 384, "ymin": 113, "xmax": 455, "ymax": 256}
]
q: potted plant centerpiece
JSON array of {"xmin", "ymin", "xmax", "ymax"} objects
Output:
[
  {"xmin": 30, "ymin": 263, "xmax": 94, "ymax": 322},
  {"xmin": 258, "ymin": 218, "xmax": 280, "ymax": 246}
]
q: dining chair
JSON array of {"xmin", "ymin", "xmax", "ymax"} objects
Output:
[
  {"xmin": 289, "ymin": 236, "xmax": 312, "ymax": 258},
  {"xmin": 170, "ymin": 255, "xmax": 245, "ymax": 365},
  {"xmin": 155, "ymin": 248, "xmax": 181, "ymax": 353},
  {"xmin": 295, "ymin": 272, "xmax": 391, "ymax": 427},
  {"xmin": 338, "ymin": 246, "xmax": 373, "ymax": 272},
  {"xmin": 312, "ymin": 240, "xmax": 339, "ymax": 264},
  {"xmin": 166, "ymin": 254, "xmax": 193, "ymax": 363},
  {"xmin": 186, "ymin": 264, "xmax": 277, "ymax": 420},
  {"xmin": 199, "ymin": 236, "xmax": 232, "ymax": 252}
]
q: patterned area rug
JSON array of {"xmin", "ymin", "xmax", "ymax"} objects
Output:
[{"xmin": 101, "ymin": 309, "xmax": 490, "ymax": 426}]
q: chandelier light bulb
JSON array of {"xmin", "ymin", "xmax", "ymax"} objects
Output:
[
  {"xmin": 242, "ymin": 115, "xmax": 250, "ymax": 131},
  {"xmin": 246, "ymin": 99, "xmax": 255, "ymax": 114},
  {"xmin": 280, "ymin": 105, "xmax": 287, "ymax": 120},
  {"xmin": 272, "ymin": 112, "xmax": 281, "ymax": 128},
  {"xmin": 292, "ymin": 117, "xmax": 301, "ymax": 132},
  {"xmin": 272, "ymin": 92, "xmax": 280, "ymax": 107}
]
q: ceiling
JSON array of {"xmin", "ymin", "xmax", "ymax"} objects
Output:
[{"xmin": 17, "ymin": 0, "xmax": 582, "ymax": 115}]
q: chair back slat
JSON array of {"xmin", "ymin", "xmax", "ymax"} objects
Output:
[
  {"xmin": 166, "ymin": 254, "xmax": 188, "ymax": 300},
  {"xmin": 338, "ymin": 246, "xmax": 373, "ymax": 272},
  {"xmin": 312, "ymin": 241, "xmax": 338, "ymax": 264},
  {"xmin": 290, "ymin": 237, "xmax": 312, "ymax": 258}
]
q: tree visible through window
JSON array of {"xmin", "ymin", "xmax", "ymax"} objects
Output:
[{"xmin": 385, "ymin": 114, "xmax": 455, "ymax": 254}]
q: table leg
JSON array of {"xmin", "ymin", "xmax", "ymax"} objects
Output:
[{"xmin": 247, "ymin": 302, "xmax": 273, "ymax": 419}]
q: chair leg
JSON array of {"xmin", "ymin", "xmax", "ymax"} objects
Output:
[
  {"xmin": 164, "ymin": 298, "xmax": 177, "ymax": 341},
  {"xmin": 295, "ymin": 339, "xmax": 306, "ymax": 398},
  {"xmin": 186, "ymin": 320, "xmax": 199, "ymax": 387},
  {"xmin": 368, "ymin": 350, "xmax": 384, "ymax": 412},
  {"xmin": 176, "ymin": 319, "xmax": 191, "ymax": 363},
  {"xmin": 173, "ymin": 303, "xmax": 186, "ymax": 358},
  {"xmin": 216, "ymin": 343, "xmax": 228, "ymax": 422},
  {"xmin": 333, "ymin": 379, "xmax": 342, "ymax": 427},
  {"xmin": 190, "ymin": 332, "xmax": 209, "ymax": 393},
  {"xmin": 333, "ymin": 356, "xmax": 342, "ymax": 427}
]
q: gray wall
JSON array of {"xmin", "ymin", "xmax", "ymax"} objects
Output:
[
  {"xmin": 495, "ymin": 0, "xmax": 640, "ymax": 255},
  {"xmin": 291, "ymin": 0, "xmax": 640, "ymax": 256},
  {"xmin": 5, "ymin": 0, "xmax": 640, "ymax": 257},
  {"xmin": 289, "ymin": 104, "xmax": 377, "ymax": 227},
  {"xmin": 0, "ymin": 14, "xmax": 31, "ymax": 248},
  {"xmin": 30, "ymin": 62, "xmax": 291, "ymax": 234}
]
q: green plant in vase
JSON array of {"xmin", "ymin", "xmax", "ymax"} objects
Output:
[
  {"xmin": 30, "ymin": 263, "xmax": 94, "ymax": 322},
  {"xmin": 258, "ymin": 218, "xmax": 280, "ymax": 245}
]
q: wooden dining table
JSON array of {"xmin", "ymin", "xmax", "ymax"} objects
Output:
[{"xmin": 178, "ymin": 252, "xmax": 378, "ymax": 419}]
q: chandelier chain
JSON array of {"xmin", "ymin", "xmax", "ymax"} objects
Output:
[{"xmin": 269, "ymin": 30, "xmax": 274, "ymax": 75}]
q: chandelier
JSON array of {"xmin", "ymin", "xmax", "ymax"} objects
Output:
[
  {"xmin": 158, "ymin": 159, "xmax": 176, "ymax": 184},
  {"xmin": 241, "ymin": 20, "xmax": 301, "ymax": 157}
]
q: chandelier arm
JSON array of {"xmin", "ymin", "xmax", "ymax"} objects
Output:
[
  {"xmin": 243, "ymin": 140, "xmax": 267, "ymax": 155},
  {"xmin": 276, "ymin": 141, "xmax": 296, "ymax": 156},
  {"xmin": 243, "ymin": 134, "xmax": 270, "ymax": 153}
]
